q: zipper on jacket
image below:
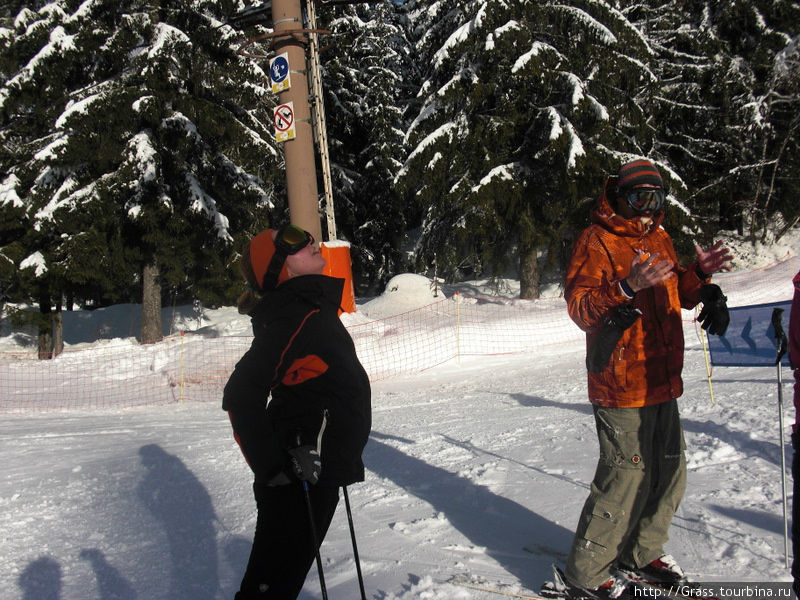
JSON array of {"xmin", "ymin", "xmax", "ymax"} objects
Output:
[{"xmin": 316, "ymin": 408, "xmax": 329, "ymax": 456}]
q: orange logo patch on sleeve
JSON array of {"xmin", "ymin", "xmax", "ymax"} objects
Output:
[{"xmin": 282, "ymin": 355, "xmax": 329, "ymax": 386}]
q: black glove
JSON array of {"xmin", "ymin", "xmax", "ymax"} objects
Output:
[
  {"xmin": 288, "ymin": 445, "xmax": 321, "ymax": 485},
  {"xmin": 697, "ymin": 284, "xmax": 729, "ymax": 336},
  {"xmin": 586, "ymin": 304, "xmax": 642, "ymax": 373},
  {"xmin": 772, "ymin": 308, "xmax": 788, "ymax": 366}
]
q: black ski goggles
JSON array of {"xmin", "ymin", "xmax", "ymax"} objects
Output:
[
  {"xmin": 619, "ymin": 187, "xmax": 665, "ymax": 213},
  {"xmin": 262, "ymin": 225, "xmax": 314, "ymax": 290},
  {"xmin": 275, "ymin": 224, "xmax": 314, "ymax": 255}
]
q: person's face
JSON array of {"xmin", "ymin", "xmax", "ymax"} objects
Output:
[
  {"xmin": 615, "ymin": 185, "xmax": 661, "ymax": 223},
  {"xmin": 285, "ymin": 241, "xmax": 326, "ymax": 277}
]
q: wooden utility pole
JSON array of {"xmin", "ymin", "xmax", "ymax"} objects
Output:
[
  {"xmin": 234, "ymin": 0, "xmax": 353, "ymax": 309},
  {"xmin": 272, "ymin": 0, "xmax": 323, "ymax": 242},
  {"xmin": 306, "ymin": 0, "xmax": 336, "ymax": 240}
]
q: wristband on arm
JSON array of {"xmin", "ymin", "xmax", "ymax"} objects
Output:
[{"xmin": 619, "ymin": 279, "xmax": 635, "ymax": 298}]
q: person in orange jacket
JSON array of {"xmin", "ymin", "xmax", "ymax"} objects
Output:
[{"xmin": 558, "ymin": 159, "xmax": 732, "ymax": 599}]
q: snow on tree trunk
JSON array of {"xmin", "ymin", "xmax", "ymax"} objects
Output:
[{"xmin": 141, "ymin": 261, "xmax": 162, "ymax": 344}]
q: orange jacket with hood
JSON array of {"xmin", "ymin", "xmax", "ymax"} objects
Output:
[{"xmin": 565, "ymin": 178, "xmax": 707, "ymax": 408}]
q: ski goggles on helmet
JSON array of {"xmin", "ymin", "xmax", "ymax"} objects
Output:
[
  {"xmin": 620, "ymin": 187, "xmax": 665, "ymax": 213},
  {"xmin": 262, "ymin": 225, "xmax": 314, "ymax": 290},
  {"xmin": 274, "ymin": 224, "xmax": 314, "ymax": 255}
]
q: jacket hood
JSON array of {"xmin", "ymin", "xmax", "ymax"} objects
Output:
[{"xmin": 591, "ymin": 177, "xmax": 665, "ymax": 237}]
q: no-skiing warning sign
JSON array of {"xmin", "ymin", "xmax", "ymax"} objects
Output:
[{"xmin": 273, "ymin": 102, "xmax": 296, "ymax": 143}]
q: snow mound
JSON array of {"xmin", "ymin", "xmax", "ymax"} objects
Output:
[{"xmin": 359, "ymin": 274, "xmax": 445, "ymax": 319}]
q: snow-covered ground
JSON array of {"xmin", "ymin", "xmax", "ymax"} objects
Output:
[{"xmin": 1, "ymin": 230, "xmax": 799, "ymax": 599}]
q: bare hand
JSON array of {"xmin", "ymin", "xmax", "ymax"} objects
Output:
[
  {"xmin": 626, "ymin": 251, "xmax": 674, "ymax": 293},
  {"xmin": 695, "ymin": 241, "xmax": 733, "ymax": 275}
]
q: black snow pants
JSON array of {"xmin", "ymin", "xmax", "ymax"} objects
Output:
[{"xmin": 235, "ymin": 483, "xmax": 340, "ymax": 599}]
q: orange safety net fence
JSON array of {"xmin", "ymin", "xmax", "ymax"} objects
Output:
[{"xmin": 1, "ymin": 255, "xmax": 796, "ymax": 413}]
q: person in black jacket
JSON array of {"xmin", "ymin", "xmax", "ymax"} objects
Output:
[{"xmin": 223, "ymin": 225, "xmax": 372, "ymax": 599}]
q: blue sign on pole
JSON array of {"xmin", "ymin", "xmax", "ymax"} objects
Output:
[
  {"xmin": 706, "ymin": 300, "xmax": 792, "ymax": 367},
  {"xmin": 270, "ymin": 53, "xmax": 291, "ymax": 93}
]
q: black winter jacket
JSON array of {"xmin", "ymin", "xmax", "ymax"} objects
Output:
[{"xmin": 223, "ymin": 275, "xmax": 371, "ymax": 487}]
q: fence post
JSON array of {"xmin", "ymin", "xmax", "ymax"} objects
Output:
[
  {"xmin": 455, "ymin": 291, "xmax": 461, "ymax": 364},
  {"xmin": 179, "ymin": 331, "xmax": 185, "ymax": 404}
]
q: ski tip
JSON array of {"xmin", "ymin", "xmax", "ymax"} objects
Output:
[
  {"xmin": 551, "ymin": 564, "xmax": 566, "ymax": 582},
  {"xmin": 543, "ymin": 564, "xmax": 568, "ymax": 594}
]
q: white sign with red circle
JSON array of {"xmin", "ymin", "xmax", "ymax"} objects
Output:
[{"xmin": 273, "ymin": 102, "xmax": 296, "ymax": 142}]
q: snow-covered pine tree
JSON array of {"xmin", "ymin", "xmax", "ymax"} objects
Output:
[
  {"xmin": 624, "ymin": 0, "xmax": 800, "ymax": 252},
  {"xmin": 320, "ymin": 0, "xmax": 418, "ymax": 294},
  {"xmin": 399, "ymin": 0, "xmax": 672, "ymax": 297},
  {"xmin": 0, "ymin": 0, "xmax": 282, "ymax": 349},
  {"xmin": 607, "ymin": 1, "xmax": 724, "ymax": 258},
  {"xmin": 396, "ymin": 0, "xmax": 490, "ymax": 285},
  {"xmin": 690, "ymin": 0, "xmax": 800, "ymax": 243}
]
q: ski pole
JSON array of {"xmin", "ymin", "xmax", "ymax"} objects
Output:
[
  {"xmin": 343, "ymin": 486, "xmax": 367, "ymax": 600},
  {"xmin": 297, "ymin": 430, "xmax": 328, "ymax": 600},
  {"xmin": 771, "ymin": 308, "xmax": 790, "ymax": 568},
  {"xmin": 301, "ymin": 480, "xmax": 328, "ymax": 600},
  {"xmin": 777, "ymin": 359, "xmax": 789, "ymax": 568},
  {"xmin": 700, "ymin": 328, "xmax": 716, "ymax": 404}
]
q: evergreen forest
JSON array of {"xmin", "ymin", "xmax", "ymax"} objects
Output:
[{"xmin": 1, "ymin": 0, "xmax": 799, "ymax": 348}]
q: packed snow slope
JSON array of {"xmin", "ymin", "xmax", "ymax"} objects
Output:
[{"xmin": 1, "ymin": 230, "xmax": 799, "ymax": 599}]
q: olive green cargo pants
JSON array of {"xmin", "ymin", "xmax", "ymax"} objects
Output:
[{"xmin": 564, "ymin": 399, "xmax": 687, "ymax": 589}]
